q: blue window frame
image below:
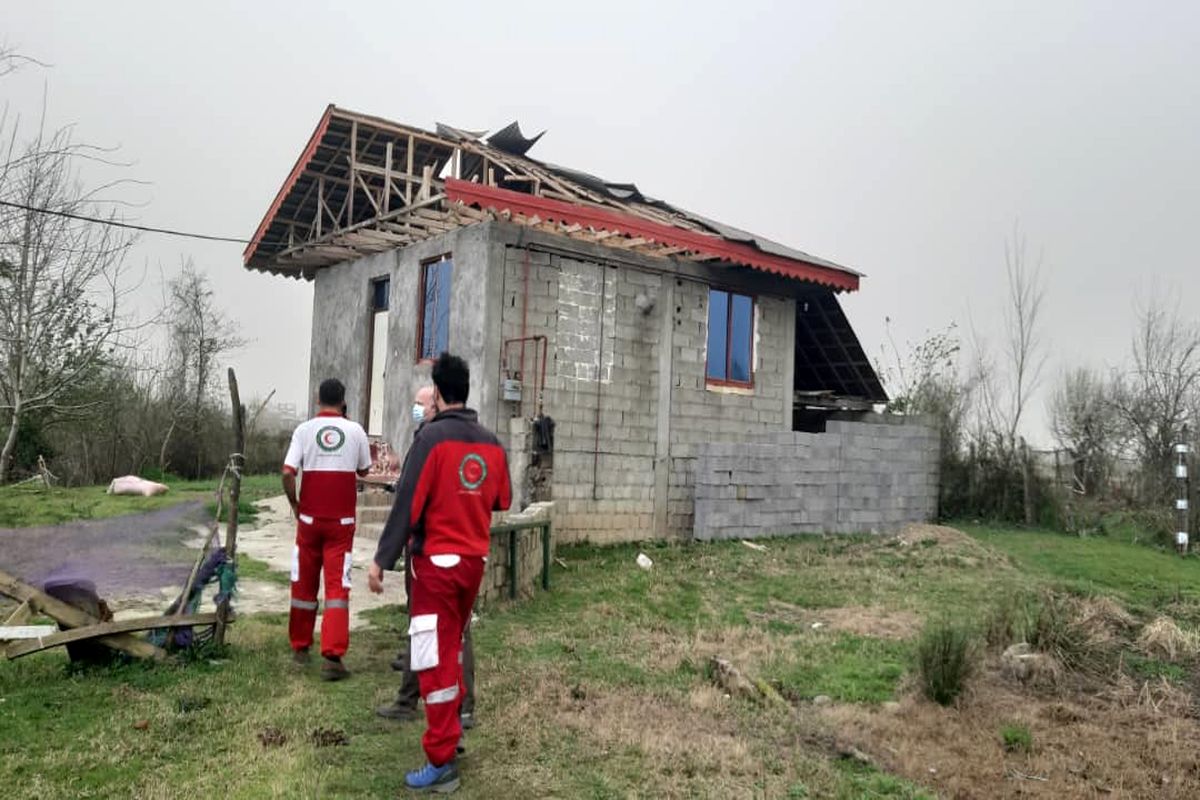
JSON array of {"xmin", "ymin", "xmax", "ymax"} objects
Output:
[
  {"xmin": 705, "ymin": 289, "xmax": 754, "ymax": 385},
  {"xmin": 419, "ymin": 255, "xmax": 452, "ymax": 361}
]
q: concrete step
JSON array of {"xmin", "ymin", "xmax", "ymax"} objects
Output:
[
  {"xmin": 358, "ymin": 506, "xmax": 391, "ymax": 525},
  {"xmin": 357, "ymin": 522, "xmax": 384, "ymax": 539},
  {"xmin": 358, "ymin": 487, "xmax": 393, "ymax": 508}
]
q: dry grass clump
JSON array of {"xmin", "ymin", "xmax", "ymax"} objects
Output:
[
  {"xmin": 1076, "ymin": 596, "xmax": 1137, "ymax": 635},
  {"xmin": 1137, "ymin": 616, "xmax": 1200, "ymax": 662}
]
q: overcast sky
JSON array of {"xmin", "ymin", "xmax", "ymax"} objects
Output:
[{"xmin": 6, "ymin": 2, "xmax": 1199, "ymax": 444}]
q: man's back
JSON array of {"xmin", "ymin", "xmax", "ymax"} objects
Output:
[
  {"xmin": 377, "ymin": 409, "xmax": 510, "ymax": 563},
  {"xmin": 285, "ymin": 413, "xmax": 371, "ymax": 521}
]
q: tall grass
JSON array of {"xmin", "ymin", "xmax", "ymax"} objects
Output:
[{"xmin": 916, "ymin": 620, "xmax": 977, "ymax": 706}]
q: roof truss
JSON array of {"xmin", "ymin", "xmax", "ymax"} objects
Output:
[{"xmin": 244, "ymin": 106, "xmax": 860, "ymax": 292}]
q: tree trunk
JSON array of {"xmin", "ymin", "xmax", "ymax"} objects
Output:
[
  {"xmin": 1022, "ymin": 439, "xmax": 1035, "ymax": 526},
  {"xmin": 0, "ymin": 407, "xmax": 21, "ymax": 484},
  {"xmin": 158, "ymin": 417, "xmax": 177, "ymax": 474}
]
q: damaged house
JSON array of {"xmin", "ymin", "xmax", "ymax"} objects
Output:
[{"xmin": 245, "ymin": 106, "xmax": 937, "ymax": 543}]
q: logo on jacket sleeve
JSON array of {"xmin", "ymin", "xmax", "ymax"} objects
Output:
[
  {"xmin": 316, "ymin": 425, "xmax": 346, "ymax": 452},
  {"xmin": 458, "ymin": 453, "xmax": 487, "ymax": 490}
]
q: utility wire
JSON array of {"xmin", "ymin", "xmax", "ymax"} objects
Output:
[{"xmin": 0, "ymin": 198, "xmax": 262, "ymax": 245}]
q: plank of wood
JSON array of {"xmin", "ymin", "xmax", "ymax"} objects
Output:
[
  {"xmin": 0, "ymin": 625, "xmax": 58, "ymax": 640},
  {"xmin": 5, "ymin": 613, "xmax": 218, "ymax": 660},
  {"xmin": 0, "ymin": 569, "xmax": 166, "ymax": 661},
  {"xmin": 4, "ymin": 599, "xmax": 31, "ymax": 625}
]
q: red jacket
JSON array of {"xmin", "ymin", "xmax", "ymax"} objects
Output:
[{"xmin": 373, "ymin": 408, "xmax": 511, "ymax": 567}]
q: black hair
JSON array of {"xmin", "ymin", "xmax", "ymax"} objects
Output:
[
  {"xmin": 319, "ymin": 378, "xmax": 346, "ymax": 407},
  {"xmin": 432, "ymin": 352, "xmax": 470, "ymax": 405}
]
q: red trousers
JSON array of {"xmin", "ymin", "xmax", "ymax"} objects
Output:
[
  {"xmin": 408, "ymin": 554, "xmax": 485, "ymax": 766},
  {"xmin": 289, "ymin": 515, "xmax": 355, "ymax": 658}
]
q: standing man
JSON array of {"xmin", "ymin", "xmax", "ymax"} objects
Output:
[
  {"xmin": 376, "ymin": 384, "xmax": 479, "ymax": 729},
  {"xmin": 282, "ymin": 378, "xmax": 371, "ymax": 681},
  {"xmin": 369, "ymin": 353, "xmax": 510, "ymax": 794}
]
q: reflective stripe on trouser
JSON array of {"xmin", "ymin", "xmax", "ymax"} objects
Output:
[
  {"xmin": 409, "ymin": 554, "xmax": 485, "ymax": 767},
  {"xmin": 289, "ymin": 516, "xmax": 355, "ymax": 658}
]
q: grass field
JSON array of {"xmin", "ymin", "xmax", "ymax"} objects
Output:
[
  {"xmin": 1, "ymin": 522, "xmax": 1198, "ymax": 798},
  {"xmin": 0, "ymin": 474, "xmax": 282, "ymax": 528}
]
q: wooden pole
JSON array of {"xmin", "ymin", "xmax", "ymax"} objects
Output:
[{"xmin": 214, "ymin": 368, "xmax": 246, "ymax": 646}]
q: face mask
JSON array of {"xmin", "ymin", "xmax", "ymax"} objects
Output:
[{"xmin": 412, "ymin": 404, "xmax": 426, "ymax": 424}]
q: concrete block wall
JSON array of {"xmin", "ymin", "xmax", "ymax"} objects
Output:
[
  {"xmin": 693, "ymin": 416, "xmax": 940, "ymax": 540},
  {"xmin": 496, "ymin": 246, "xmax": 662, "ymax": 543},
  {"xmin": 666, "ymin": 278, "xmax": 795, "ymax": 535}
]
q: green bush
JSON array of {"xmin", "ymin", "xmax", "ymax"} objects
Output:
[
  {"xmin": 916, "ymin": 620, "xmax": 977, "ymax": 706},
  {"xmin": 1000, "ymin": 723, "xmax": 1033, "ymax": 753}
]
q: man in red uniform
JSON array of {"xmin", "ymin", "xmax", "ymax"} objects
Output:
[
  {"xmin": 282, "ymin": 378, "xmax": 371, "ymax": 681},
  {"xmin": 369, "ymin": 353, "xmax": 511, "ymax": 794}
]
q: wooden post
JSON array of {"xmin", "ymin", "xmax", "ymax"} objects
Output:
[
  {"xmin": 214, "ymin": 368, "xmax": 246, "ymax": 646},
  {"xmin": 384, "ymin": 141, "xmax": 393, "ymax": 214},
  {"xmin": 348, "ymin": 120, "xmax": 357, "ymax": 224}
]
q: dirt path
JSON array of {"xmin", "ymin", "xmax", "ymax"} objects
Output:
[{"xmin": 0, "ymin": 502, "xmax": 207, "ymax": 618}]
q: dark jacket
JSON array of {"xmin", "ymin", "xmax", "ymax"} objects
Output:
[{"xmin": 373, "ymin": 408, "xmax": 511, "ymax": 569}]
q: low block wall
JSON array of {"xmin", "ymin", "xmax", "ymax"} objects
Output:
[
  {"xmin": 693, "ymin": 416, "xmax": 939, "ymax": 540},
  {"xmin": 477, "ymin": 502, "xmax": 555, "ymax": 607}
]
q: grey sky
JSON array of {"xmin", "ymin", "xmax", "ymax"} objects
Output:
[{"xmin": 7, "ymin": 2, "xmax": 1199, "ymax": 444}]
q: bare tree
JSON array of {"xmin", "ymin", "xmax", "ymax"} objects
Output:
[
  {"xmin": 973, "ymin": 226, "xmax": 1047, "ymax": 451},
  {"xmin": 0, "ymin": 113, "xmax": 137, "ymax": 482},
  {"xmin": 161, "ymin": 259, "xmax": 244, "ymax": 477},
  {"xmin": 1049, "ymin": 367, "xmax": 1121, "ymax": 495},
  {"xmin": 1111, "ymin": 296, "xmax": 1200, "ymax": 501}
]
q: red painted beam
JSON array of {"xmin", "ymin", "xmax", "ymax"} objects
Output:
[
  {"xmin": 445, "ymin": 178, "xmax": 859, "ymax": 292},
  {"xmin": 243, "ymin": 105, "xmax": 335, "ymax": 265}
]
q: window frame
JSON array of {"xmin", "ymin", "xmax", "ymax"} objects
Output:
[
  {"xmin": 416, "ymin": 253, "xmax": 453, "ymax": 363},
  {"xmin": 704, "ymin": 286, "xmax": 756, "ymax": 389}
]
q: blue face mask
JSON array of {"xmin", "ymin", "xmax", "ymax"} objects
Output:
[{"xmin": 412, "ymin": 404, "xmax": 426, "ymax": 424}]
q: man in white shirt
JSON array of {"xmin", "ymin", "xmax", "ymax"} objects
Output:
[{"xmin": 281, "ymin": 378, "xmax": 371, "ymax": 681}]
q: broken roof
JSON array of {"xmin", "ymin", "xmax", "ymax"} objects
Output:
[{"xmin": 244, "ymin": 105, "xmax": 862, "ymax": 292}]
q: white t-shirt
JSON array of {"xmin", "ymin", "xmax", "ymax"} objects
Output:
[{"xmin": 283, "ymin": 412, "xmax": 371, "ymax": 520}]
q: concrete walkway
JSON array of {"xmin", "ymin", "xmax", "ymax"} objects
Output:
[{"xmin": 233, "ymin": 495, "xmax": 406, "ymax": 629}]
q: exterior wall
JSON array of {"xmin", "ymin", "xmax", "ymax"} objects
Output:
[
  {"xmin": 692, "ymin": 416, "xmax": 940, "ymax": 540},
  {"xmin": 496, "ymin": 249, "xmax": 664, "ymax": 542},
  {"xmin": 308, "ymin": 224, "xmax": 501, "ymax": 453},
  {"xmin": 312, "ymin": 220, "xmax": 914, "ymax": 547},
  {"xmin": 666, "ymin": 280, "xmax": 796, "ymax": 536},
  {"xmin": 490, "ymin": 227, "xmax": 796, "ymax": 544}
]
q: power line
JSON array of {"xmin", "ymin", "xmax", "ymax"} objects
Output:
[{"xmin": 0, "ymin": 198, "xmax": 258, "ymax": 245}]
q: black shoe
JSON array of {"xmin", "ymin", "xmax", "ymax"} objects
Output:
[
  {"xmin": 375, "ymin": 700, "xmax": 419, "ymax": 721},
  {"xmin": 320, "ymin": 657, "xmax": 350, "ymax": 682},
  {"xmin": 391, "ymin": 656, "xmax": 406, "ymax": 672},
  {"xmin": 459, "ymin": 711, "xmax": 476, "ymax": 730},
  {"xmin": 291, "ymin": 648, "xmax": 311, "ymax": 668}
]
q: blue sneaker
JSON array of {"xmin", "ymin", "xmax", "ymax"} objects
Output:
[{"xmin": 405, "ymin": 760, "xmax": 460, "ymax": 793}]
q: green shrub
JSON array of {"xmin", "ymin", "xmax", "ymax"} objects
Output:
[
  {"xmin": 916, "ymin": 620, "xmax": 977, "ymax": 706},
  {"xmin": 1000, "ymin": 723, "xmax": 1032, "ymax": 753}
]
